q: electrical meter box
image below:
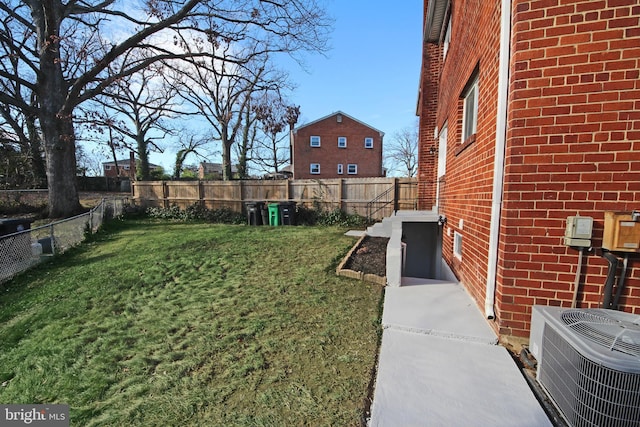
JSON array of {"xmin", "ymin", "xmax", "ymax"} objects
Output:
[
  {"xmin": 602, "ymin": 211, "xmax": 640, "ymax": 252},
  {"xmin": 564, "ymin": 216, "xmax": 593, "ymax": 247}
]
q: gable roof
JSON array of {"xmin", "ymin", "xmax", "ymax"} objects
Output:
[{"xmin": 293, "ymin": 111, "xmax": 385, "ymax": 136}]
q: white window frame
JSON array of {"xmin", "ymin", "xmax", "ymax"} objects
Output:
[
  {"xmin": 310, "ymin": 163, "xmax": 320, "ymax": 174},
  {"xmin": 347, "ymin": 164, "xmax": 357, "ymax": 175},
  {"xmin": 453, "ymin": 231, "xmax": 463, "ymax": 260},
  {"xmin": 443, "ymin": 16, "xmax": 451, "ymax": 60},
  {"xmin": 338, "ymin": 137, "xmax": 347, "ymax": 148},
  {"xmin": 310, "ymin": 136, "xmax": 321, "ymax": 147},
  {"xmin": 105, "ymin": 165, "xmax": 112, "ymax": 170},
  {"xmin": 364, "ymin": 137, "xmax": 374, "ymax": 149},
  {"xmin": 438, "ymin": 123, "xmax": 448, "ymax": 179},
  {"xmin": 462, "ymin": 76, "xmax": 479, "ymax": 143},
  {"xmin": 337, "ymin": 164, "xmax": 344, "ymax": 175}
]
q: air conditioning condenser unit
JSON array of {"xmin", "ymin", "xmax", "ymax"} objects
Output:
[{"xmin": 529, "ymin": 305, "xmax": 640, "ymax": 427}]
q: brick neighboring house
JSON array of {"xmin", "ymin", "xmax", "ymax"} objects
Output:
[
  {"xmin": 198, "ymin": 162, "xmax": 239, "ymax": 179},
  {"xmin": 418, "ymin": 0, "xmax": 640, "ymax": 338},
  {"xmin": 291, "ymin": 111, "xmax": 385, "ymax": 179},
  {"xmin": 102, "ymin": 159, "xmax": 160, "ymax": 179}
]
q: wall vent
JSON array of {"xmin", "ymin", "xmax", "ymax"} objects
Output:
[{"xmin": 530, "ymin": 306, "xmax": 640, "ymax": 427}]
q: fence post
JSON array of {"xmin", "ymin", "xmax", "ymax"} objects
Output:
[
  {"xmin": 285, "ymin": 180, "xmax": 290, "ymax": 201},
  {"xmin": 393, "ymin": 178, "xmax": 399, "ymax": 212},
  {"xmin": 338, "ymin": 179, "xmax": 344, "ymax": 213},
  {"xmin": 163, "ymin": 181, "xmax": 169, "ymax": 208},
  {"xmin": 49, "ymin": 223, "xmax": 55, "ymax": 255}
]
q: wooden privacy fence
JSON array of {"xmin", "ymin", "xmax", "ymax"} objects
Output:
[{"xmin": 132, "ymin": 177, "xmax": 418, "ymax": 220}]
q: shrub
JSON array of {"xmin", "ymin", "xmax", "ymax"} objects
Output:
[
  {"xmin": 317, "ymin": 208, "xmax": 370, "ymax": 228},
  {"xmin": 295, "ymin": 205, "xmax": 320, "ymax": 226},
  {"xmin": 144, "ymin": 203, "xmax": 245, "ymax": 224},
  {"xmin": 296, "ymin": 205, "xmax": 370, "ymax": 228}
]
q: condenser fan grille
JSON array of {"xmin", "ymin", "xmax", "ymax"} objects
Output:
[{"xmin": 561, "ymin": 309, "xmax": 640, "ymax": 358}]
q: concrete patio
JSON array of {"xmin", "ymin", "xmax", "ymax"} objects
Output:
[{"xmin": 367, "ymin": 277, "xmax": 553, "ymax": 426}]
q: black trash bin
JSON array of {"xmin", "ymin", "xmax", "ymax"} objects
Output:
[
  {"xmin": 0, "ymin": 218, "xmax": 33, "ymax": 236},
  {"xmin": 278, "ymin": 202, "xmax": 297, "ymax": 226},
  {"xmin": 245, "ymin": 202, "xmax": 264, "ymax": 226},
  {"xmin": 0, "ymin": 218, "xmax": 34, "ymax": 259},
  {"xmin": 260, "ymin": 204, "xmax": 269, "ymax": 225}
]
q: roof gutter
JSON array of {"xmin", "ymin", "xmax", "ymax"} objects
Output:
[
  {"xmin": 424, "ymin": 0, "xmax": 450, "ymax": 42},
  {"xmin": 485, "ymin": 0, "xmax": 512, "ymax": 320}
]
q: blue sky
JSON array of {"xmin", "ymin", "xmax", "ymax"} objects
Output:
[{"xmin": 145, "ymin": 1, "xmax": 423, "ymax": 173}]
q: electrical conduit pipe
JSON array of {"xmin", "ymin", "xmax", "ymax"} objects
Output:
[{"xmin": 484, "ymin": 0, "xmax": 512, "ymax": 319}]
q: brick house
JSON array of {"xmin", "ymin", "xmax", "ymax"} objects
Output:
[
  {"xmin": 198, "ymin": 162, "xmax": 239, "ymax": 180},
  {"xmin": 291, "ymin": 111, "xmax": 385, "ymax": 179},
  {"xmin": 417, "ymin": 0, "xmax": 640, "ymax": 338},
  {"xmin": 102, "ymin": 159, "xmax": 160, "ymax": 179}
]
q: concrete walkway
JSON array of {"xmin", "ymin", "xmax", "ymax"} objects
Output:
[{"xmin": 368, "ymin": 277, "xmax": 553, "ymax": 427}]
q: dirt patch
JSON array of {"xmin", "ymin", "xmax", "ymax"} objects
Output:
[{"xmin": 343, "ymin": 236, "xmax": 388, "ymax": 278}]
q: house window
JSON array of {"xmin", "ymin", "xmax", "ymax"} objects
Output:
[
  {"xmin": 337, "ymin": 164, "xmax": 344, "ymax": 174},
  {"xmin": 347, "ymin": 164, "xmax": 357, "ymax": 175},
  {"xmin": 310, "ymin": 136, "xmax": 321, "ymax": 147},
  {"xmin": 364, "ymin": 137, "xmax": 374, "ymax": 149},
  {"xmin": 438, "ymin": 123, "xmax": 448, "ymax": 178},
  {"xmin": 310, "ymin": 163, "xmax": 320, "ymax": 174},
  {"xmin": 443, "ymin": 16, "xmax": 451, "ymax": 60},
  {"xmin": 105, "ymin": 165, "xmax": 112, "ymax": 170},
  {"xmin": 338, "ymin": 137, "xmax": 347, "ymax": 148},
  {"xmin": 123, "ymin": 165, "xmax": 130, "ymax": 170},
  {"xmin": 453, "ymin": 231, "xmax": 463, "ymax": 260},
  {"xmin": 462, "ymin": 76, "xmax": 478, "ymax": 143}
]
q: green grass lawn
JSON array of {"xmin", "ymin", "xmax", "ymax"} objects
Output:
[{"xmin": 0, "ymin": 220, "xmax": 383, "ymax": 426}]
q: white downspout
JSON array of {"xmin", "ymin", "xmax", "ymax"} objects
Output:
[{"xmin": 485, "ymin": 0, "xmax": 512, "ymax": 319}]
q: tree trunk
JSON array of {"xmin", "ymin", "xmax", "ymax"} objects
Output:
[
  {"xmin": 137, "ymin": 135, "xmax": 149, "ymax": 180},
  {"xmin": 222, "ymin": 139, "xmax": 233, "ymax": 181},
  {"xmin": 41, "ymin": 114, "xmax": 81, "ymax": 217},
  {"xmin": 36, "ymin": 2, "xmax": 81, "ymax": 218}
]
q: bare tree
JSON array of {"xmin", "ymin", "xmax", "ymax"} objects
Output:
[
  {"xmin": 167, "ymin": 45, "xmax": 291, "ymax": 181},
  {"xmin": 173, "ymin": 131, "xmax": 208, "ymax": 179},
  {"xmin": 253, "ymin": 98, "xmax": 300, "ymax": 175},
  {"xmin": 386, "ymin": 125, "xmax": 419, "ymax": 177},
  {"xmin": 0, "ymin": 23, "xmax": 46, "ymax": 188},
  {"xmin": 0, "ymin": 0, "xmax": 331, "ymax": 217},
  {"xmin": 92, "ymin": 61, "xmax": 183, "ymax": 180}
]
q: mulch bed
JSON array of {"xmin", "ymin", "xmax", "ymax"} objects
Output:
[{"xmin": 342, "ymin": 236, "xmax": 388, "ymax": 278}]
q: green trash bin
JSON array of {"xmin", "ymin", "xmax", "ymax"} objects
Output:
[{"xmin": 268, "ymin": 203, "xmax": 280, "ymax": 226}]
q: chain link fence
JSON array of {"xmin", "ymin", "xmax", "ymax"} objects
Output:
[{"xmin": 0, "ymin": 198, "xmax": 129, "ymax": 284}]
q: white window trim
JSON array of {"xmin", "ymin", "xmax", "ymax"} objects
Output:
[
  {"xmin": 347, "ymin": 164, "xmax": 357, "ymax": 175},
  {"xmin": 310, "ymin": 163, "xmax": 320, "ymax": 174},
  {"xmin": 337, "ymin": 164, "xmax": 343, "ymax": 174},
  {"xmin": 438, "ymin": 123, "xmax": 448, "ymax": 179},
  {"xmin": 453, "ymin": 231, "xmax": 463, "ymax": 260},
  {"xmin": 310, "ymin": 136, "xmax": 321, "ymax": 147},
  {"xmin": 338, "ymin": 137, "xmax": 347, "ymax": 148},
  {"xmin": 364, "ymin": 137, "xmax": 374, "ymax": 149},
  {"xmin": 443, "ymin": 16, "xmax": 451, "ymax": 60},
  {"xmin": 462, "ymin": 76, "xmax": 479, "ymax": 142}
]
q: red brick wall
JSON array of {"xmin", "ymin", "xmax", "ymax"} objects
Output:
[
  {"xmin": 417, "ymin": 40, "xmax": 440, "ymax": 210},
  {"xmin": 419, "ymin": 0, "xmax": 640, "ymax": 339},
  {"xmin": 292, "ymin": 113, "xmax": 384, "ymax": 179},
  {"xmin": 497, "ymin": 0, "xmax": 640, "ymax": 337},
  {"xmin": 104, "ymin": 164, "xmax": 133, "ymax": 178},
  {"xmin": 418, "ymin": 0, "xmax": 503, "ymax": 326}
]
